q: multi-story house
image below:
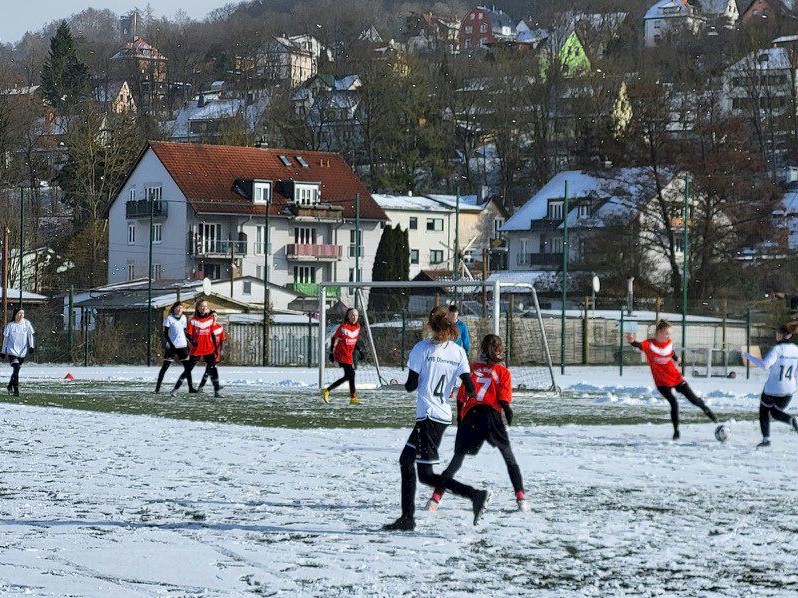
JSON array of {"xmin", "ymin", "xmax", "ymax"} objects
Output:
[
  {"xmin": 107, "ymin": 142, "xmax": 387, "ymax": 311},
  {"xmin": 643, "ymin": 0, "xmax": 703, "ymax": 47},
  {"xmin": 740, "ymin": 0, "xmax": 796, "ymax": 25},
  {"xmin": 405, "ymin": 12, "xmax": 461, "ymax": 54},
  {"xmin": 291, "ymin": 74, "xmax": 363, "ymax": 155},
  {"xmin": 459, "ymin": 5, "xmax": 516, "ymax": 51},
  {"xmin": 259, "ymin": 37, "xmax": 318, "ymax": 88}
]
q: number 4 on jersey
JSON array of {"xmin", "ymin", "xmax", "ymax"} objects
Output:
[{"xmin": 433, "ymin": 375, "xmax": 446, "ymax": 403}]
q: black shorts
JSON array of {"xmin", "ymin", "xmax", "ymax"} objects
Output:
[
  {"xmin": 164, "ymin": 347, "xmax": 190, "ymax": 362},
  {"xmin": 761, "ymin": 393, "xmax": 792, "ymax": 409},
  {"xmin": 406, "ymin": 418, "xmax": 448, "ymax": 465},
  {"xmin": 455, "ymin": 406, "xmax": 510, "ymax": 456},
  {"xmin": 7, "ymin": 355, "xmax": 24, "ymax": 366}
]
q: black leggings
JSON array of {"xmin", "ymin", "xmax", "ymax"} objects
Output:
[
  {"xmin": 399, "ymin": 445, "xmax": 477, "ymax": 519},
  {"xmin": 199, "ymin": 357, "xmax": 221, "ymax": 390},
  {"xmin": 155, "ymin": 359, "xmax": 193, "ymax": 392},
  {"xmin": 760, "ymin": 394, "xmax": 794, "ymax": 438},
  {"xmin": 435, "ymin": 443, "xmax": 524, "ymax": 499},
  {"xmin": 7, "ymin": 356, "xmax": 23, "ymax": 391},
  {"xmin": 327, "ymin": 363, "xmax": 356, "ymax": 396},
  {"xmin": 657, "ymin": 382, "xmax": 718, "ymax": 431}
]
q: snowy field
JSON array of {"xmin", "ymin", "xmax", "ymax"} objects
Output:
[{"xmin": 1, "ymin": 365, "xmax": 797, "ymax": 596}]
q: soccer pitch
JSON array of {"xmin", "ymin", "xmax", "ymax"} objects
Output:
[{"xmin": 1, "ymin": 370, "xmax": 796, "ymax": 596}]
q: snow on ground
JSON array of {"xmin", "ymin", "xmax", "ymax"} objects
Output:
[{"xmin": 2, "ymin": 400, "xmax": 798, "ymax": 596}]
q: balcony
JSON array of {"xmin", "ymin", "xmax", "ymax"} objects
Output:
[
  {"xmin": 286, "ymin": 243, "xmax": 342, "ymax": 262},
  {"xmin": 518, "ymin": 252, "xmax": 563, "ymax": 267},
  {"xmin": 529, "ymin": 219, "xmax": 563, "ymax": 231},
  {"xmin": 288, "ymin": 203, "xmax": 344, "ymax": 223},
  {"xmin": 287, "ymin": 282, "xmax": 341, "ymax": 299},
  {"xmin": 126, "ymin": 199, "xmax": 168, "ymax": 219},
  {"xmin": 193, "ymin": 240, "xmax": 248, "ymax": 258}
]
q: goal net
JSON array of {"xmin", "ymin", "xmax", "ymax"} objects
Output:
[{"xmin": 318, "ymin": 280, "xmax": 558, "ymax": 393}]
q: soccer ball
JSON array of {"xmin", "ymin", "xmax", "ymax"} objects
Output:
[{"xmin": 714, "ymin": 424, "xmax": 731, "ymax": 443}]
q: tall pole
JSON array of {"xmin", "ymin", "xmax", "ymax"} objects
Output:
[
  {"xmin": 230, "ymin": 242, "xmax": 235, "ymax": 297},
  {"xmin": 262, "ymin": 201, "xmax": 270, "ymax": 366},
  {"xmin": 560, "ymin": 180, "xmax": 569, "ymax": 375},
  {"xmin": 680, "ymin": 175, "xmax": 690, "ymax": 374},
  {"xmin": 68, "ymin": 286, "xmax": 74, "ymax": 361},
  {"xmin": 146, "ymin": 194, "xmax": 154, "ymax": 367},
  {"xmin": 2, "ymin": 226, "xmax": 8, "ymax": 326},
  {"xmin": 18, "ymin": 187, "xmax": 24, "ymax": 309},
  {"xmin": 746, "ymin": 307, "xmax": 751, "ymax": 380},
  {"xmin": 454, "ymin": 187, "xmax": 460, "ymax": 281},
  {"xmin": 355, "ymin": 193, "xmax": 361, "ymax": 283}
]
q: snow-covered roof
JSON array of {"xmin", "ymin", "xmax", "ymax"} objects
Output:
[
  {"xmin": 169, "ymin": 97, "xmax": 268, "ymax": 140},
  {"xmin": 644, "ymin": 0, "xmax": 695, "ymax": 21},
  {"xmin": 0, "ymin": 288, "xmax": 48, "ymax": 302},
  {"xmin": 372, "ymin": 194, "xmax": 451, "ymax": 213},
  {"xmin": 727, "ymin": 46, "xmax": 793, "ymax": 73},
  {"xmin": 486, "ymin": 271, "xmax": 548, "ymax": 293},
  {"xmin": 426, "ymin": 194, "xmax": 483, "ymax": 213},
  {"xmin": 699, "ymin": 0, "xmax": 735, "ymax": 16},
  {"xmin": 501, "ymin": 168, "xmax": 660, "ymax": 232}
]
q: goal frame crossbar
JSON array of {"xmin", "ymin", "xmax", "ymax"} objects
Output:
[{"xmin": 318, "ymin": 280, "xmax": 557, "ymax": 392}]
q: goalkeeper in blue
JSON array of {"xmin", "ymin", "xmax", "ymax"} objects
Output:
[{"xmin": 743, "ymin": 322, "xmax": 798, "ymax": 448}]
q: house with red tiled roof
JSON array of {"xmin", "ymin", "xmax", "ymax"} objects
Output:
[{"xmin": 107, "ymin": 142, "xmax": 387, "ymax": 310}]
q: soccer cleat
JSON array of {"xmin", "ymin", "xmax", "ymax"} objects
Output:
[
  {"xmin": 214, "ymin": 390, "xmax": 222, "ymax": 398},
  {"xmin": 757, "ymin": 439, "xmax": 771, "ymax": 449},
  {"xmin": 349, "ymin": 396, "xmax": 361, "ymax": 405},
  {"xmin": 382, "ymin": 516, "xmax": 415, "ymax": 531},
  {"xmin": 188, "ymin": 388, "xmax": 198, "ymax": 394},
  {"xmin": 12, "ymin": 388, "xmax": 19, "ymax": 397},
  {"xmin": 792, "ymin": 417, "xmax": 798, "ymax": 433},
  {"xmin": 517, "ymin": 498, "xmax": 529, "ymax": 512},
  {"xmin": 170, "ymin": 389, "xmax": 178, "ymax": 398},
  {"xmin": 472, "ymin": 490, "xmax": 492, "ymax": 526},
  {"xmin": 672, "ymin": 430, "xmax": 681, "ymax": 440},
  {"xmin": 425, "ymin": 498, "xmax": 439, "ymax": 512},
  {"xmin": 321, "ymin": 389, "xmax": 330, "ymax": 404}
]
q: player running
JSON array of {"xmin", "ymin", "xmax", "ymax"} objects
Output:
[
  {"xmin": 383, "ymin": 306, "xmax": 490, "ymax": 532},
  {"xmin": 426, "ymin": 334, "xmax": 527, "ymax": 513},
  {"xmin": 1, "ymin": 308, "xmax": 35, "ymax": 396},
  {"xmin": 198, "ymin": 317, "xmax": 226, "ymax": 395},
  {"xmin": 742, "ymin": 322, "xmax": 798, "ymax": 448},
  {"xmin": 155, "ymin": 302, "xmax": 192, "ymax": 394},
  {"xmin": 172, "ymin": 300, "xmax": 216, "ymax": 397},
  {"xmin": 322, "ymin": 307, "xmax": 364, "ymax": 405},
  {"xmin": 627, "ymin": 319, "xmax": 719, "ymax": 440}
]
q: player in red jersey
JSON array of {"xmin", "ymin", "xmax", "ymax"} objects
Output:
[
  {"xmin": 172, "ymin": 300, "xmax": 216, "ymax": 397},
  {"xmin": 322, "ymin": 307, "xmax": 364, "ymax": 405},
  {"xmin": 627, "ymin": 319, "xmax": 718, "ymax": 440},
  {"xmin": 426, "ymin": 334, "xmax": 527, "ymax": 512},
  {"xmin": 198, "ymin": 318, "xmax": 226, "ymax": 396}
]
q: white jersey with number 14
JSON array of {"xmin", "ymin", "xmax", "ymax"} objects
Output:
[{"xmin": 407, "ymin": 339, "xmax": 470, "ymax": 424}]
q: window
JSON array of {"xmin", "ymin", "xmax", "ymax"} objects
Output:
[
  {"xmin": 409, "ymin": 217, "xmax": 418, "ymax": 230},
  {"xmin": 243, "ymin": 281, "xmax": 252, "ymax": 295},
  {"xmin": 464, "ymin": 39, "xmax": 471, "ymax": 49},
  {"xmin": 577, "ymin": 203, "xmax": 591, "ymax": 219},
  {"xmin": 153, "ymin": 264, "xmax": 162, "ymax": 280},
  {"xmin": 349, "ymin": 229, "xmax": 363, "ymax": 257},
  {"xmin": 349, "ymin": 267, "xmax": 362, "ymax": 283},
  {"xmin": 470, "ymin": 13, "xmax": 475, "ymax": 20},
  {"xmin": 203, "ymin": 264, "xmax": 221, "ymax": 279},
  {"xmin": 480, "ymin": 23, "xmax": 488, "ymax": 33},
  {"xmin": 294, "ymin": 183, "xmax": 320, "ymax": 205},
  {"xmin": 516, "ymin": 239, "xmax": 529, "ymax": 266},
  {"xmin": 410, "ymin": 249, "xmax": 419, "ymax": 264},
  {"xmin": 152, "ymin": 223, "xmax": 162, "ymax": 244},
  {"xmin": 293, "ymin": 265, "xmax": 316, "ymax": 284},
  {"xmin": 295, "ymin": 227, "xmax": 317, "ymax": 245},
  {"xmin": 128, "ymin": 188, "xmax": 136, "ymax": 201},
  {"xmin": 256, "ymin": 265, "xmax": 263, "ymax": 279},
  {"xmin": 430, "ymin": 249, "xmax": 444, "ymax": 264},
  {"xmin": 201, "ymin": 223, "xmax": 222, "ymax": 254},
  {"xmin": 465, "ymin": 25, "xmax": 473, "ymax": 34},
  {"xmin": 548, "ymin": 201, "xmax": 564, "ymax": 220},
  {"xmin": 552, "ymin": 237, "xmax": 564, "ymax": 253},
  {"xmin": 477, "ymin": 13, "xmax": 482, "ymax": 19},
  {"xmin": 279, "ymin": 155, "xmax": 292, "ymax": 166},
  {"xmin": 295, "ymin": 155, "xmax": 309, "ymax": 168},
  {"xmin": 256, "ymin": 226, "xmax": 270, "ymax": 255},
  {"xmin": 254, "ymin": 182, "xmax": 271, "ymax": 204},
  {"xmin": 426, "ymin": 218, "xmax": 443, "ymax": 232},
  {"xmin": 674, "ymin": 235, "xmax": 685, "ymax": 253},
  {"xmin": 145, "ymin": 186, "xmax": 162, "ymax": 201},
  {"xmin": 127, "ymin": 224, "xmax": 136, "ymax": 245},
  {"xmin": 127, "ymin": 264, "xmax": 135, "ymax": 280},
  {"xmin": 493, "ymin": 218, "xmax": 504, "ymax": 238},
  {"xmin": 480, "ymin": 37, "xmax": 488, "ymax": 46}
]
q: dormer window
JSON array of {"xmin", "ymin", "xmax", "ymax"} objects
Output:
[
  {"xmin": 547, "ymin": 200, "xmax": 564, "ymax": 220},
  {"xmin": 294, "ymin": 183, "xmax": 320, "ymax": 205},
  {"xmin": 254, "ymin": 181, "xmax": 271, "ymax": 204}
]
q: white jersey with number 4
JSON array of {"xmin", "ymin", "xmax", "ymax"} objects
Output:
[
  {"xmin": 744, "ymin": 342, "xmax": 798, "ymax": 397},
  {"xmin": 407, "ymin": 339, "xmax": 470, "ymax": 424},
  {"xmin": 163, "ymin": 314, "xmax": 188, "ymax": 349}
]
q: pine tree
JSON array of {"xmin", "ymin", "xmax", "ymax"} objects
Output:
[
  {"xmin": 368, "ymin": 225, "xmax": 394, "ymax": 314},
  {"xmin": 40, "ymin": 22, "xmax": 91, "ymax": 113}
]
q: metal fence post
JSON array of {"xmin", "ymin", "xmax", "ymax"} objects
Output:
[
  {"xmin": 307, "ymin": 313, "xmax": 313, "ymax": 368},
  {"xmin": 401, "ymin": 310, "xmax": 406, "ymax": 370},
  {"xmin": 619, "ymin": 306, "xmax": 625, "ymax": 377},
  {"xmin": 746, "ymin": 307, "xmax": 751, "ymax": 380}
]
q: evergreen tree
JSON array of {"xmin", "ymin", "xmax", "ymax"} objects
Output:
[
  {"xmin": 40, "ymin": 22, "xmax": 91, "ymax": 113},
  {"xmin": 368, "ymin": 225, "xmax": 394, "ymax": 314},
  {"xmin": 368, "ymin": 225, "xmax": 410, "ymax": 314}
]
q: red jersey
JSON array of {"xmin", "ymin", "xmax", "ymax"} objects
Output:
[
  {"xmin": 332, "ymin": 322, "xmax": 360, "ymax": 365},
  {"xmin": 187, "ymin": 313, "xmax": 216, "ymax": 357},
  {"xmin": 456, "ymin": 361, "xmax": 512, "ymax": 420},
  {"xmin": 211, "ymin": 323, "xmax": 226, "ymax": 361},
  {"xmin": 637, "ymin": 339, "xmax": 683, "ymax": 387}
]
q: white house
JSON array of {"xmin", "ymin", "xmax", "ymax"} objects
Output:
[
  {"xmin": 643, "ymin": 0, "xmax": 703, "ymax": 47},
  {"xmin": 721, "ymin": 43, "xmax": 795, "ymax": 116},
  {"xmin": 107, "ymin": 142, "xmax": 387, "ymax": 311}
]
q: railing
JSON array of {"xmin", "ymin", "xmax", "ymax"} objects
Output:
[
  {"xmin": 286, "ymin": 243, "xmax": 342, "ymax": 260},
  {"xmin": 289, "ymin": 203, "xmax": 344, "ymax": 222},
  {"xmin": 194, "ymin": 240, "xmax": 248, "ymax": 257},
  {"xmin": 517, "ymin": 252, "xmax": 563, "ymax": 267},
  {"xmin": 529, "ymin": 219, "xmax": 563, "ymax": 231},
  {"xmin": 126, "ymin": 199, "xmax": 168, "ymax": 219},
  {"xmin": 288, "ymin": 282, "xmax": 341, "ymax": 298}
]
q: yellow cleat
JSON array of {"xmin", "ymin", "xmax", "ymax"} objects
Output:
[
  {"xmin": 322, "ymin": 389, "xmax": 330, "ymax": 404},
  {"xmin": 349, "ymin": 396, "xmax": 361, "ymax": 405}
]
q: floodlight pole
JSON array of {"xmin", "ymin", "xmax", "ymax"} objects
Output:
[
  {"xmin": 355, "ymin": 193, "xmax": 361, "ymax": 283},
  {"xmin": 681, "ymin": 175, "xmax": 690, "ymax": 374},
  {"xmin": 560, "ymin": 180, "xmax": 569, "ymax": 375},
  {"xmin": 18, "ymin": 186, "xmax": 24, "ymax": 309},
  {"xmin": 146, "ymin": 194, "xmax": 154, "ymax": 367},
  {"xmin": 262, "ymin": 199, "xmax": 270, "ymax": 366}
]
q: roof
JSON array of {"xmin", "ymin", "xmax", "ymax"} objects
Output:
[
  {"xmin": 476, "ymin": 6, "xmax": 515, "ymax": 31},
  {"xmin": 425, "ymin": 194, "xmax": 484, "ymax": 213},
  {"xmin": 501, "ymin": 168, "xmax": 668, "ymax": 232},
  {"xmin": 373, "ymin": 194, "xmax": 451, "ymax": 213},
  {"xmin": 112, "ymin": 36, "xmax": 167, "ymax": 61},
  {"xmin": 743, "ymin": 0, "xmax": 795, "ymax": 17},
  {"xmin": 138, "ymin": 142, "xmax": 386, "ymax": 220},
  {"xmin": 0, "ymin": 288, "xmax": 48, "ymax": 302},
  {"xmin": 727, "ymin": 46, "xmax": 792, "ymax": 72},
  {"xmin": 699, "ymin": 0, "xmax": 735, "ymax": 15},
  {"xmin": 486, "ymin": 271, "xmax": 548, "ymax": 293},
  {"xmin": 644, "ymin": 0, "xmax": 696, "ymax": 20}
]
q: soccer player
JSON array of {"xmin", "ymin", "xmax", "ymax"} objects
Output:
[
  {"xmin": 447, "ymin": 304, "xmax": 470, "ymax": 354},
  {"xmin": 322, "ymin": 307, "xmax": 364, "ymax": 405},
  {"xmin": 155, "ymin": 302, "xmax": 192, "ymax": 394},
  {"xmin": 1, "ymin": 308, "xmax": 35, "ymax": 396},
  {"xmin": 383, "ymin": 306, "xmax": 490, "ymax": 532},
  {"xmin": 172, "ymin": 300, "xmax": 216, "ymax": 397},
  {"xmin": 742, "ymin": 322, "xmax": 798, "ymax": 448},
  {"xmin": 627, "ymin": 319, "xmax": 719, "ymax": 440},
  {"xmin": 198, "ymin": 317, "xmax": 226, "ymax": 396},
  {"xmin": 427, "ymin": 334, "xmax": 527, "ymax": 512}
]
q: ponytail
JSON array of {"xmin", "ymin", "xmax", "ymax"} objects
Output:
[
  {"xmin": 480, "ymin": 334, "xmax": 504, "ymax": 364},
  {"xmin": 779, "ymin": 321, "xmax": 798, "ymax": 337},
  {"xmin": 428, "ymin": 306, "xmax": 458, "ymax": 342}
]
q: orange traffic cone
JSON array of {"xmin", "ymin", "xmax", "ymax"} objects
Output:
[{"xmin": 64, "ymin": 373, "xmax": 74, "ymax": 381}]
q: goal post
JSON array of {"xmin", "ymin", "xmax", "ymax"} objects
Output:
[{"xmin": 318, "ymin": 280, "xmax": 558, "ymax": 393}]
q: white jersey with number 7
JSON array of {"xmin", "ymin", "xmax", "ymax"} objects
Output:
[{"xmin": 407, "ymin": 339, "xmax": 470, "ymax": 424}]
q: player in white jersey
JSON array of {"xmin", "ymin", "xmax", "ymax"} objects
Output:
[
  {"xmin": 154, "ymin": 302, "xmax": 193, "ymax": 394},
  {"xmin": 743, "ymin": 322, "xmax": 798, "ymax": 448},
  {"xmin": 1, "ymin": 308, "xmax": 35, "ymax": 396},
  {"xmin": 383, "ymin": 306, "xmax": 491, "ymax": 532}
]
